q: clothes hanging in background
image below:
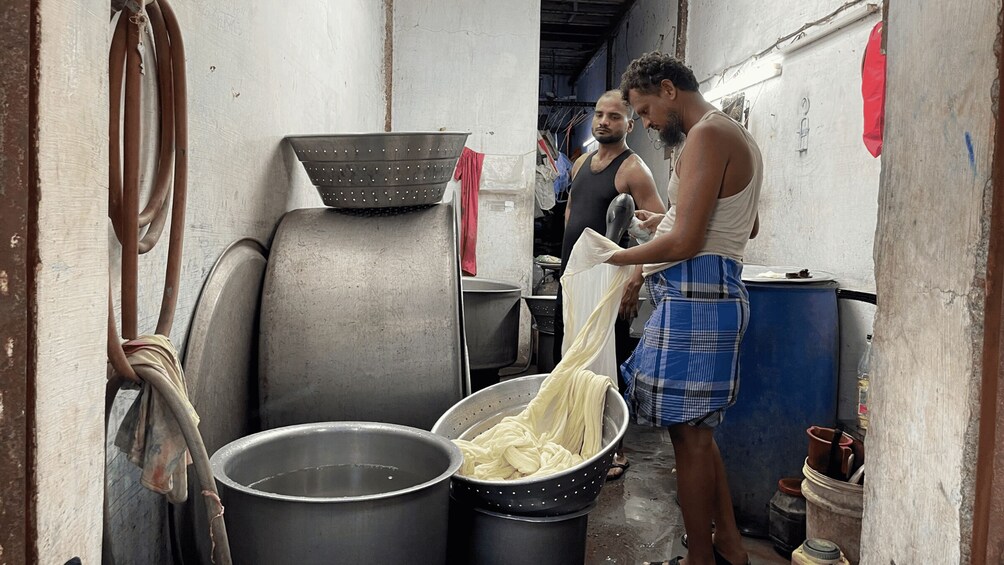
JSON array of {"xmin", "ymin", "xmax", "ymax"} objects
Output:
[
  {"xmin": 553, "ymin": 152, "xmax": 573, "ymax": 199},
  {"xmin": 454, "ymin": 147, "xmax": 485, "ymax": 276}
]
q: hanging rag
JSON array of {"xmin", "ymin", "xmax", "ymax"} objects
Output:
[
  {"xmin": 114, "ymin": 334, "xmax": 199, "ymax": 504},
  {"xmin": 861, "ymin": 21, "xmax": 886, "ymax": 157},
  {"xmin": 454, "ymin": 147, "xmax": 485, "ymax": 276}
]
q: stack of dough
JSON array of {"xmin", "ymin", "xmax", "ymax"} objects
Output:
[{"xmin": 456, "ymin": 229, "xmax": 632, "ymax": 480}]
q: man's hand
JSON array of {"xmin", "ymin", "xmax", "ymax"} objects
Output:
[
  {"xmin": 634, "ymin": 209, "xmax": 664, "ymax": 233},
  {"xmin": 619, "ymin": 267, "xmax": 644, "ymax": 320}
]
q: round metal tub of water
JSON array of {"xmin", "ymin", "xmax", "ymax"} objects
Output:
[
  {"xmin": 211, "ymin": 422, "xmax": 463, "ymax": 565},
  {"xmin": 461, "ymin": 277, "xmax": 521, "ymax": 371}
]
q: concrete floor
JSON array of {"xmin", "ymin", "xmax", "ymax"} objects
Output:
[{"xmin": 583, "ymin": 424, "xmax": 789, "ymax": 565}]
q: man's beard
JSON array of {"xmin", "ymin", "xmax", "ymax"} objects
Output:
[
  {"xmin": 658, "ymin": 111, "xmax": 685, "ymax": 148},
  {"xmin": 594, "ymin": 131, "xmax": 625, "ymax": 144}
]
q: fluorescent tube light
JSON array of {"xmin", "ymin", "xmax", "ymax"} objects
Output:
[{"xmin": 703, "ymin": 60, "xmax": 783, "ymax": 103}]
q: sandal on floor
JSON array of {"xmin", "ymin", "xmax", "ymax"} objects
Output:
[
  {"xmin": 642, "ymin": 558, "xmax": 683, "ymax": 565},
  {"xmin": 605, "ymin": 460, "xmax": 630, "ymax": 481}
]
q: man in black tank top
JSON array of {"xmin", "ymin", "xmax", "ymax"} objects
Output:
[{"xmin": 555, "ymin": 90, "xmax": 665, "ymax": 480}]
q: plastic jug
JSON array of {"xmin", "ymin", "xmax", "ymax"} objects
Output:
[{"xmin": 791, "ymin": 538, "xmax": 850, "ymax": 564}]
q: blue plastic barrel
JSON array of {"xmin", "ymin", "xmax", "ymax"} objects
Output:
[{"xmin": 715, "ymin": 281, "xmax": 839, "ymax": 537}]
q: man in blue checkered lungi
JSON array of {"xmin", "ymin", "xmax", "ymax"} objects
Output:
[{"xmin": 606, "ymin": 52, "xmax": 764, "ymax": 565}]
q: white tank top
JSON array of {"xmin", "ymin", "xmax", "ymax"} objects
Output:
[{"xmin": 643, "ymin": 110, "xmax": 763, "ymax": 277}]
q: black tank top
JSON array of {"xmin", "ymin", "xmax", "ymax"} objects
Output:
[{"xmin": 560, "ymin": 149, "xmax": 634, "ymax": 269}]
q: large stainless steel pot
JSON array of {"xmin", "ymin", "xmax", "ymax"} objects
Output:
[
  {"xmin": 211, "ymin": 422, "xmax": 463, "ymax": 565},
  {"xmin": 461, "ymin": 277, "xmax": 521, "ymax": 371},
  {"xmin": 259, "ymin": 205, "xmax": 465, "ymax": 431}
]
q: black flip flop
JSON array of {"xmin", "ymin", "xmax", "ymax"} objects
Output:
[{"xmin": 605, "ymin": 460, "xmax": 630, "ymax": 481}]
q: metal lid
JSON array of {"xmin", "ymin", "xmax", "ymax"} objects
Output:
[{"xmin": 803, "ymin": 538, "xmax": 842, "ymax": 560}]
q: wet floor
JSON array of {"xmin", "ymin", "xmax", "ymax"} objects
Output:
[
  {"xmin": 497, "ymin": 366, "xmax": 789, "ymax": 565},
  {"xmin": 584, "ymin": 424, "xmax": 788, "ymax": 565}
]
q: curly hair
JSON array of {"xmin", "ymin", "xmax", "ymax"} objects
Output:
[{"xmin": 620, "ymin": 52, "xmax": 699, "ymax": 100}]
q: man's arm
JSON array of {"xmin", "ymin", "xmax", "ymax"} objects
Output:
[
  {"xmin": 622, "ymin": 156, "xmax": 666, "ymax": 215},
  {"xmin": 750, "ymin": 213, "xmax": 760, "ymax": 239},
  {"xmin": 564, "ymin": 153, "xmax": 591, "ymax": 225},
  {"xmin": 617, "ymin": 155, "xmax": 668, "ymax": 319},
  {"xmin": 608, "ymin": 127, "xmax": 726, "ymax": 266}
]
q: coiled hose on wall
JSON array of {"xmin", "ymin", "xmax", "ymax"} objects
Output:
[{"xmin": 105, "ymin": 2, "xmax": 231, "ymax": 563}]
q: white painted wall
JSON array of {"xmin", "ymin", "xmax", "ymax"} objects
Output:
[
  {"xmin": 866, "ymin": 1, "xmax": 999, "ymax": 562},
  {"xmin": 687, "ymin": 1, "xmax": 881, "ymax": 291},
  {"xmin": 36, "ymin": 1, "xmax": 387, "ymax": 562},
  {"xmin": 392, "ymin": 0, "xmax": 541, "ymax": 357}
]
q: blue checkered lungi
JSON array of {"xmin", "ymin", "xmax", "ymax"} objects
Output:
[{"xmin": 621, "ymin": 254, "xmax": 749, "ymax": 427}]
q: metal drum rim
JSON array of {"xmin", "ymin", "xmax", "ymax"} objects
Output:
[
  {"xmin": 462, "ymin": 276, "xmax": 523, "ymax": 294},
  {"xmin": 431, "ymin": 373, "xmax": 629, "ymax": 487},
  {"xmin": 211, "ymin": 421, "xmax": 463, "ymax": 504}
]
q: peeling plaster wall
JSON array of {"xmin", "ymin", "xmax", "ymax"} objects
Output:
[
  {"xmin": 35, "ymin": 1, "xmax": 387, "ymax": 562},
  {"xmin": 391, "ymin": 0, "xmax": 541, "ymax": 357},
  {"xmin": 865, "ymin": 1, "xmax": 1000, "ymax": 562}
]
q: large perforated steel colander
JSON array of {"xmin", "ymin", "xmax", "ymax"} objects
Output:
[
  {"xmin": 285, "ymin": 132, "xmax": 470, "ymax": 209},
  {"xmin": 432, "ymin": 374, "xmax": 629, "ymax": 517}
]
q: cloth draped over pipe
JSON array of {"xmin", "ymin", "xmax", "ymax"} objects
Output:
[{"xmin": 114, "ymin": 334, "xmax": 198, "ymax": 504}]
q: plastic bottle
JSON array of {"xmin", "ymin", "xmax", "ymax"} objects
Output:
[{"xmin": 856, "ymin": 335, "xmax": 872, "ymax": 432}]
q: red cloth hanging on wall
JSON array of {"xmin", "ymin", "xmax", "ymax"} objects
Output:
[
  {"xmin": 453, "ymin": 147, "xmax": 484, "ymax": 276},
  {"xmin": 861, "ymin": 21, "xmax": 886, "ymax": 157}
]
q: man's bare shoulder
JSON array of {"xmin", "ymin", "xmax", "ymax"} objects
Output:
[
  {"xmin": 689, "ymin": 116, "xmax": 745, "ymax": 148},
  {"xmin": 570, "ymin": 151, "xmax": 592, "ymax": 177}
]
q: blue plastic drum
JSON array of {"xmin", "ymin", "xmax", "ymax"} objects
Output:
[{"xmin": 715, "ymin": 280, "xmax": 839, "ymax": 537}]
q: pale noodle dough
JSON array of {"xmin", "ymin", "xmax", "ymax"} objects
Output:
[{"xmin": 456, "ymin": 229, "xmax": 631, "ymax": 480}]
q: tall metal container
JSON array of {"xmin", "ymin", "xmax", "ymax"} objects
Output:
[{"xmin": 715, "ymin": 280, "xmax": 839, "ymax": 537}]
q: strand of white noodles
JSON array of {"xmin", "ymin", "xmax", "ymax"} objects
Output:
[{"xmin": 456, "ymin": 229, "xmax": 631, "ymax": 480}]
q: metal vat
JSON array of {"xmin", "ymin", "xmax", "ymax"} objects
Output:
[
  {"xmin": 259, "ymin": 205, "xmax": 465, "ymax": 431},
  {"xmin": 211, "ymin": 421, "xmax": 463, "ymax": 565},
  {"xmin": 461, "ymin": 277, "xmax": 521, "ymax": 371},
  {"xmin": 447, "ymin": 500, "xmax": 595, "ymax": 565}
]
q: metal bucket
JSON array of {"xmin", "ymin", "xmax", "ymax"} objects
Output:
[
  {"xmin": 461, "ymin": 277, "xmax": 521, "ymax": 371},
  {"xmin": 447, "ymin": 500, "xmax": 595, "ymax": 565},
  {"xmin": 432, "ymin": 374, "xmax": 628, "ymax": 516},
  {"xmin": 211, "ymin": 422, "xmax": 463, "ymax": 565}
]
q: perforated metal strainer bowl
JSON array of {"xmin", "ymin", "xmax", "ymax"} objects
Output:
[
  {"xmin": 522, "ymin": 296, "xmax": 558, "ymax": 333},
  {"xmin": 431, "ymin": 374, "xmax": 629, "ymax": 517},
  {"xmin": 285, "ymin": 132, "xmax": 470, "ymax": 209}
]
